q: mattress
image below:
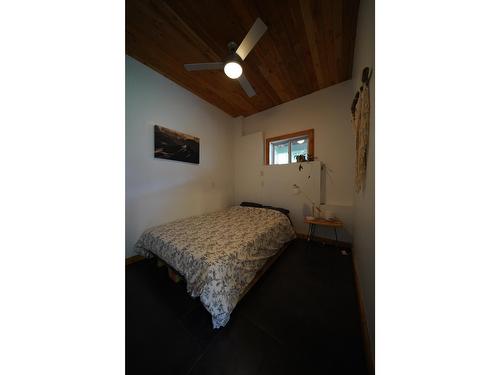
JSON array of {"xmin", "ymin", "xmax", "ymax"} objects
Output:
[{"xmin": 134, "ymin": 206, "xmax": 296, "ymax": 328}]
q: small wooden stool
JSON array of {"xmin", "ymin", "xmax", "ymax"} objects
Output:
[{"xmin": 304, "ymin": 217, "xmax": 347, "ymax": 254}]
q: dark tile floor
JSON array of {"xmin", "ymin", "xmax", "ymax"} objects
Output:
[{"xmin": 126, "ymin": 239, "xmax": 368, "ymax": 374}]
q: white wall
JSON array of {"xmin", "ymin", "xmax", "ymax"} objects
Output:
[
  {"xmin": 236, "ymin": 81, "xmax": 355, "ymax": 240},
  {"xmin": 126, "ymin": 56, "xmax": 235, "ymax": 257},
  {"xmin": 233, "ymin": 125, "xmax": 264, "ymax": 205},
  {"xmin": 233, "ymin": 124, "xmax": 324, "ymax": 235},
  {"xmin": 351, "ymin": 0, "xmax": 375, "ymax": 356}
]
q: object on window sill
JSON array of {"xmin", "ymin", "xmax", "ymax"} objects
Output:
[
  {"xmin": 295, "ymin": 154, "xmax": 307, "ymax": 163},
  {"xmin": 296, "ymin": 153, "xmax": 317, "ymax": 171}
]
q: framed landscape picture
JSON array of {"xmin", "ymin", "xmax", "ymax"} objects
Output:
[{"xmin": 154, "ymin": 125, "xmax": 199, "ymax": 164}]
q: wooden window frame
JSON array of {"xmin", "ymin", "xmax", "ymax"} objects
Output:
[{"xmin": 265, "ymin": 129, "xmax": 314, "ymax": 165}]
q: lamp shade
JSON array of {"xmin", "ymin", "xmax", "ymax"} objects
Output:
[
  {"xmin": 291, "ymin": 184, "xmax": 300, "ymax": 195},
  {"xmin": 224, "ymin": 61, "xmax": 242, "ymax": 79}
]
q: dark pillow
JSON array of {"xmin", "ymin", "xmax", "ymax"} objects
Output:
[
  {"xmin": 262, "ymin": 205, "xmax": 290, "ymax": 215},
  {"xmin": 240, "ymin": 202, "xmax": 290, "ymax": 216},
  {"xmin": 240, "ymin": 202, "xmax": 263, "ymax": 208}
]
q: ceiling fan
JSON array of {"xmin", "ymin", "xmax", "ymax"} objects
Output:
[{"xmin": 184, "ymin": 18, "xmax": 267, "ymax": 98}]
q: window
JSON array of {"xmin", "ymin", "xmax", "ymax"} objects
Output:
[{"xmin": 266, "ymin": 129, "xmax": 314, "ymax": 165}]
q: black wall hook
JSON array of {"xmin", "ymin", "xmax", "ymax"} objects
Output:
[
  {"xmin": 362, "ymin": 67, "xmax": 371, "ymax": 84},
  {"xmin": 351, "ymin": 67, "xmax": 372, "ymax": 115}
]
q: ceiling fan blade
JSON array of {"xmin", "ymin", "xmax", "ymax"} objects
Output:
[
  {"xmin": 235, "ymin": 18, "xmax": 267, "ymax": 61},
  {"xmin": 184, "ymin": 62, "xmax": 224, "ymax": 71},
  {"xmin": 238, "ymin": 74, "xmax": 256, "ymax": 97}
]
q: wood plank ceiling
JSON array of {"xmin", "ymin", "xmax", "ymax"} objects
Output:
[{"xmin": 126, "ymin": 0, "xmax": 360, "ymax": 117}]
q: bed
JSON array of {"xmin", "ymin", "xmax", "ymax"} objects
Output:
[{"xmin": 134, "ymin": 205, "xmax": 296, "ymax": 328}]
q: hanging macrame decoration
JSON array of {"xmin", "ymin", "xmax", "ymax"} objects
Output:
[{"xmin": 351, "ymin": 67, "xmax": 372, "ymax": 193}]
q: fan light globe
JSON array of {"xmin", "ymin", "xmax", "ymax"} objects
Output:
[{"xmin": 224, "ymin": 61, "xmax": 242, "ymax": 79}]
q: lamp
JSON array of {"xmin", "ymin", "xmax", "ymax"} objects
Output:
[
  {"xmin": 224, "ymin": 61, "xmax": 242, "ymax": 79},
  {"xmin": 292, "ymin": 184, "xmax": 321, "ymax": 218}
]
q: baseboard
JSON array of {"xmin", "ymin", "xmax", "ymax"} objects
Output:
[
  {"xmin": 351, "ymin": 256, "xmax": 375, "ymax": 374},
  {"xmin": 126, "ymin": 255, "xmax": 144, "ymax": 266}
]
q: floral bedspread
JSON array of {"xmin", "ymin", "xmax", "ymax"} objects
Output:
[{"xmin": 134, "ymin": 206, "xmax": 296, "ymax": 328}]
